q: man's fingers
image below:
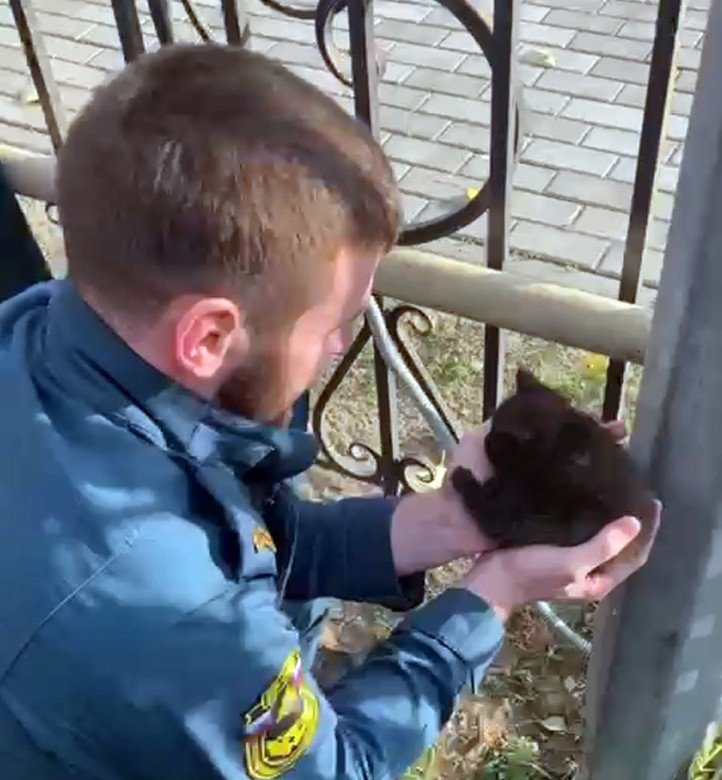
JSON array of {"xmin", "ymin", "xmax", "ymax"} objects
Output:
[
  {"xmin": 603, "ymin": 419, "xmax": 627, "ymax": 441},
  {"xmin": 571, "ymin": 515, "xmax": 642, "ymax": 573}
]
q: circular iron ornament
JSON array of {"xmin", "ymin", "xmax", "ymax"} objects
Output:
[
  {"xmin": 255, "ymin": 0, "xmax": 317, "ymax": 21},
  {"xmin": 315, "ymin": 0, "xmax": 524, "ymax": 245}
]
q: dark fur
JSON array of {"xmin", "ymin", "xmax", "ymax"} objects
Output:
[{"xmin": 451, "ymin": 369, "xmax": 652, "ymax": 548}]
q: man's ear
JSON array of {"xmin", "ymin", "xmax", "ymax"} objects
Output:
[{"xmin": 174, "ymin": 297, "xmax": 247, "ymax": 381}]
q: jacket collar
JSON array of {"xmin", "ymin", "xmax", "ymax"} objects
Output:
[{"xmin": 43, "ymin": 280, "xmax": 317, "ymax": 481}]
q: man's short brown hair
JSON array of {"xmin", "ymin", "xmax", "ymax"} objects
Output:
[{"xmin": 57, "ymin": 44, "xmax": 399, "ymax": 326}]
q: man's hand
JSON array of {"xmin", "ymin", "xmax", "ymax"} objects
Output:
[{"xmin": 462, "ymin": 498, "xmax": 662, "ymax": 622}]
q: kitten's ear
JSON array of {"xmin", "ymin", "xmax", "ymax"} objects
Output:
[{"xmin": 516, "ymin": 368, "xmax": 545, "ymax": 394}]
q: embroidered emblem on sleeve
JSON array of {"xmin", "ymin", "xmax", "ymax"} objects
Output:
[
  {"xmin": 252, "ymin": 526, "xmax": 277, "ymax": 554},
  {"xmin": 243, "ymin": 650, "xmax": 319, "ymax": 779}
]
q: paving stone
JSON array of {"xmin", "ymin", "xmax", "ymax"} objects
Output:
[
  {"xmin": 677, "ymin": 47, "xmax": 702, "ymax": 70},
  {"xmin": 546, "ymin": 170, "xmax": 633, "ymax": 211},
  {"xmin": 252, "ymin": 17, "xmax": 315, "ymax": 45},
  {"xmin": 440, "ymin": 30, "xmax": 486, "ymax": 55},
  {"xmin": 684, "ymin": 9, "xmax": 711, "ymax": 31},
  {"xmin": 667, "ymin": 114, "xmax": 689, "ymax": 142},
  {"xmin": 562, "ymin": 97, "xmax": 643, "ymax": 132},
  {"xmin": 374, "ymin": 0, "xmax": 430, "ymax": 23},
  {"xmin": 404, "ymin": 67, "xmax": 487, "ymax": 98},
  {"xmin": 0, "ymin": 93, "xmax": 47, "ymax": 133},
  {"xmin": 600, "ymin": 1, "xmax": 658, "ymax": 22},
  {"xmin": 391, "ymin": 42, "xmax": 465, "ymax": 71},
  {"xmin": 511, "ymin": 190, "xmax": 581, "ymax": 226},
  {"xmin": 380, "ymin": 104, "xmax": 450, "ymax": 140},
  {"xmin": 77, "ymin": 23, "xmax": 128, "ymax": 50},
  {"xmin": 0, "ymin": 68, "xmax": 27, "ymax": 98},
  {"xmin": 657, "ymin": 165, "xmax": 679, "ymax": 194},
  {"xmin": 575, "ymin": 205, "xmax": 630, "ymax": 241},
  {"xmin": 609, "ymin": 156, "xmax": 636, "ymax": 184},
  {"xmin": 543, "ymin": 10, "xmax": 622, "ymax": 35},
  {"xmin": 266, "ymin": 42, "xmax": 328, "ymax": 71},
  {"xmin": 511, "ymin": 221, "xmax": 610, "ymax": 268},
  {"xmin": 591, "ymin": 56, "xmax": 650, "ymax": 85},
  {"xmin": 652, "ymin": 190, "xmax": 676, "ymax": 221},
  {"xmin": 647, "ymin": 218, "xmax": 670, "ymax": 251},
  {"xmin": 505, "ymin": 254, "xmax": 628, "ymax": 300},
  {"xmin": 391, "ymin": 160, "xmax": 410, "ymax": 183},
  {"xmin": 401, "ymin": 193, "xmax": 429, "ymax": 222},
  {"xmin": 523, "ymin": 87, "xmax": 569, "ymax": 114},
  {"xmin": 599, "ymin": 243, "xmax": 666, "ymax": 286},
  {"xmin": 0, "ymin": 119, "xmax": 53, "ymax": 153},
  {"xmin": 375, "ymin": 20, "xmax": 448, "ymax": 46},
  {"xmin": 526, "ymin": 112, "xmax": 590, "ymax": 144},
  {"xmin": 423, "ymin": 92, "xmax": 491, "ymax": 124},
  {"xmin": 384, "ymin": 133, "xmax": 470, "ymax": 170},
  {"xmin": 537, "ymin": 69, "xmax": 623, "ymax": 101},
  {"xmin": 43, "ymin": 35, "xmax": 104, "ymax": 65},
  {"xmin": 439, "ymin": 122, "xmax": 490, "ymax": 152},
  {"xmin": 523, "ymin": 139, "xmax": 617, "ymax": 176},
  {"xmin": 583, "ymin": 126, "xmax": 640, "ymax": 156},
  {"xmin": 675, "ymin": 68, "xmax": 698, "ymax": 93},
  {"xmin": 523, "ymin": 46, "xmax": 599, "ymax": 74},
  {"xmin": 615, "ymin": 83, "xmax": 646, "ymax": 108},
  {"xmin": 399, "ymin": 166, "xmax": 477, "ymax": 200},
  {"xmin": 459, "ymin": 153, "xmax": 490, "ymax": 180},
  {"xmin": 513, "ymin": 162, "xmax": 557, "ymax": 193},
  {"xmin": 528, "ymin": 0, "xmax": 605, "ymax": 10},
  {"xmin": 520, "ymin": 21, "xmax": 575, "ymax": 47},
  {"xmin": 378, "ymin": 82, "xmax": 428, "ymax": 110},
  {"xmin": 87, "ymin": 47, "xmax": 131, "ymax": 72},
  {"xmin": 570, "ymin": 31, "xmax": 652, "ymax": 61},
  {"xmin": 618, "ymin": 21, "xmax": 656, "ymax": 41},
  {"xmin": 286, "ymin": 65, "xmax": 347, "ymax": 96},
  {"xmin": 59, "ymin": 83, "xmax": 91, "ymax": 112},
  {"xmin": 35, "ymin": 12, "xmax": 95, "ymax": 40},
  {"xmin": 457, "ymin": 211, "xmax": 489, "ymax": 242},
  {"xmin": 456, "ymin": 56, "xmax": 493, "ymax": 80},
  {"xmin": 680, "ymin": 29, "xmax": 703, "ymax": 48}
]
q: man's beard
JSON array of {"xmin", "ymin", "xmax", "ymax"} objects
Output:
[{"xmin": 216, "ymin": 344, "xmax": 292, "ymax": 426}]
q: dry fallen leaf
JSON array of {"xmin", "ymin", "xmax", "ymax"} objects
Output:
[{"xmin": 519, "ymin": 47, "xmax": 557, "ymax": 68}]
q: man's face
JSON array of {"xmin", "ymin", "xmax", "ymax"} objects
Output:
[{"xmin": 217, "ymin": 247, "xmax": 380, "ymax": 424}]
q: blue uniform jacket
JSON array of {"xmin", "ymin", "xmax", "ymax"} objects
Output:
[{"xmin": 0, "ymin": 281, "xmax": 502, "ymax": 779}]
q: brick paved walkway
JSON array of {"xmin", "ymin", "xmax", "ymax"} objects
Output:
[{"xmin": 0, "ymin": 0, "xmax": 710, "ymax": 304}]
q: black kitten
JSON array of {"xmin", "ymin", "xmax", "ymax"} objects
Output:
[{"xmin": 451, "ymin": 369, "xmax": 652, "ymax": 548}]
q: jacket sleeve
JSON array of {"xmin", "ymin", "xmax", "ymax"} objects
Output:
[
  {"xmin": 106, "ymin": 581, "xmax": 503, "ymax": 780},
  {"xmin": 268, "ymin": 492, "xmax": 424, "ymax": 609}
]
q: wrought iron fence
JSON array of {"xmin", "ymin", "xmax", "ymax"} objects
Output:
[{"xmin": 7, "ymin": 0, "xmax": 684, "ymax": 496}]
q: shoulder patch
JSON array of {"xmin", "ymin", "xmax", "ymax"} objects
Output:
[
  {"xmin": 252, "ymin": 526, "xmax": 277, "ymax": 554},
  {"xmin": 243, "ymin": 650, "xmax": 319, "ymax": 779}
]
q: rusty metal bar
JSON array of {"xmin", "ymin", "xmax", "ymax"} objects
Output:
[
  {"xmin": 111, "ymin": 0, "xmax": 145, "ymax": 63},
  {"xmin": 483, "ymin": 0, "xmax": 518, "ymax": 418},
  {"xmin": 602, "ymin": 0, "xmax": 683, "ymax": 421},
  {"xmin": 8, "ymin": 0, "xmax": 67, "ymax": 154},
  {"xmin": 148, "ymin": 0, "xmax": 174, "ymax": 45}
]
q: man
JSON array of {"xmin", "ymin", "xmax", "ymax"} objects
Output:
[{"xmin": 0, "ymin": 45, "xmax": 658, "ymax": 779}]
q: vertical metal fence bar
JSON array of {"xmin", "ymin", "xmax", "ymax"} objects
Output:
[
  {"xmin": 348, "ymin": 0, "xmax": 399, "ymax": 495},
  {"xmin": 148, "ymin": 0, "xmax": 174, "ymax": 45},
  {"xmin": 111, "ymin": 0, "xmax": 145, "ymax": 63},
  {"xmin": 9, "ymin": 0, "xmax": 67, "ymax": 153},
  {"xmin": 221, "ymin": 0, "xmax": 249, "ymax": 47},
  {"xmin": 482, "ymin": 0, "xmax": 518, "ymax": 418},
  {"xmin": 602, "ymin": 0, "xmax": 684, "ymax": 421}
]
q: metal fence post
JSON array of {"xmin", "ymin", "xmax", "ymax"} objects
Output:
[{"xmin": 585, "ymin": 2, "xmax": 722, "ymax": 776}]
